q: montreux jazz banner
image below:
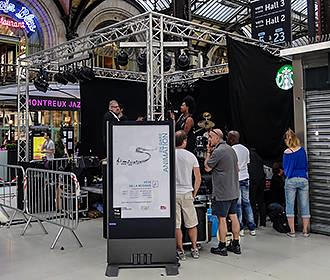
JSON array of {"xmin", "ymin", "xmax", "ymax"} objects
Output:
[{"xmin": 28, "ymin": 96, "xmax": 80, "ymax": 111}]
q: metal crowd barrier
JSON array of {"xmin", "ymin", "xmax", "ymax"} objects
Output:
[
  {"xmin": 30, "ymin": 157, "xmax": 81, "ymax": 172},
  {"xmin": 23, "ymin": 168, "xmax": 83, "ymax": 249},
  {"xmin": 0, "ymin": 164, "xmax": 30, "ymax": 227}
]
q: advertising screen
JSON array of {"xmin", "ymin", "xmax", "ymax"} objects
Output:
[
  {"xmin": 33, "ymin": 136, "xmax": 45, "ymax": 160},
  {"xmin": 112, "ymin": 125, "xmax": 171, "ymax": 219}
]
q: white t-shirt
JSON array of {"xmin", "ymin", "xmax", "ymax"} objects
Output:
[
  {"xmin": 44, "ymin": 139, "xmax": 55, "ymax": 160},
  {"xmin": 232, "ymin": 144, "xmax": 250, "ymax": 181},
  {"xmin": 175, "ymin": 148, "xmax": 199, "ymax": 194}
]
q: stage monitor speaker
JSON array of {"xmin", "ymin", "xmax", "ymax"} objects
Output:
[
  {"xmin": 181, "ymin": 204, "xmax": 207, "ymax": 244},
  {"xmin": 72, "ymin": 156, "xmax": 101, "ymax": 186}
]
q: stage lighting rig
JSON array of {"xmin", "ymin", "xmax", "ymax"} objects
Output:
[
  {"xmin": 116, "ymin": 50, "xmax": 129, "ymax": 66},
  {"xmin": 73, "ymin": 67, "xmax": 86, "ymax": 82},
  {"xmin": 164, "ymin": 53, "xmax": 172, "ymax": 72},
  {"xmin": 33, "ymin": 68, "xmax": 49, "ymax": 93},
  {"xmin": 54, "ymin": 72, "xmax": 68, "ymax": 85},
  {"xmin": 137, "ymin": 51, "xmax": 147, "ymax": 72},
  {"xmin": 176, "ymin": 52, "xmax": 190, "ymax": 71},
  {"xmin": 63, "ymin": 67, "xmax": 77, "ymax": 83},
  {"xmin": 79, "ymin": 66, "xmax": 95, "ymax": 81}
]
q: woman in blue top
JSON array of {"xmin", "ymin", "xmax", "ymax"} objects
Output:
[{"xmin": 283, "ymin": 129, "xmax": 310, "ymax": 237}]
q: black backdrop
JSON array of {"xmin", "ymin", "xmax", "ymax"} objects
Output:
[
  {"xmin": 227, "ymin": 37, "xmax": 294, "ymax": 161},
  {"xmin": 168, "ymin": 75, "xmax": 230, "ymax": 135},
  {"xmin": 80, "ymin": 78, "xmax": 147, "ymax": 158}
]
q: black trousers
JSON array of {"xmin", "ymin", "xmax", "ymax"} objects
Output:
[{"xmin": 249, "ymin": 179, "xmax": 266, "ymax": 227}]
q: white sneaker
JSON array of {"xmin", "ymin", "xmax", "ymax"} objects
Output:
[
  {"xmin": 239, "ymin": 229, "xmax": 245, "ymax": 237},
  {"xmin": 250, "ymin": 230, "xmax": 256, "ymax": 236},
  {"xmin": 191, "ymin": 248, "xmax": 200, "ymax": 259},
  {"xmin": 177, "ymin": 250, "xmax": 186, "ymax": 261}
]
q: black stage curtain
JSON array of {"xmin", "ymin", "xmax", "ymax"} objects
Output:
[
  {"xmin": 167, "ymin": 75, "xmax": 230, "ymax": 135},
  {"xmin": 80, "ymin": 78, "xmax": 147, "ymax": 159},
  {"xmin": 227, "ymin": 37, "xmax": 294, "ymax": 161}
]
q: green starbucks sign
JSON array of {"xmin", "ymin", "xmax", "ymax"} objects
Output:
[{"xmin": 276, "ymin": 65, "xmax": 293, "ymax": 90}]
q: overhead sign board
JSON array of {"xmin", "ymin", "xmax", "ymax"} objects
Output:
[{"xmin": 251, "ymin": 0, "xmax": 292, "ymax": 45}]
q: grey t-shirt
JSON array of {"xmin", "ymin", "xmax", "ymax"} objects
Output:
[{"xmin": 207, "ymin": 141, "xmax": 239, "ymax": 201}]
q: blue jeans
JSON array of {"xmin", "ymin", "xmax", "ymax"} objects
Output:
[
  {"xmin": 237, "ymin": 179, "xmax": 256, "ymax": 230},
  {"xmin": 285, "ymin": 177, "xmax": 310, "ymax": 218}
]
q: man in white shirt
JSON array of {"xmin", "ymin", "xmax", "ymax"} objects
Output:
[
  {"xmin": 228, "ymin": 131, "xmax": 256, "ymax": 236},
  {"xmin": 175, "ymin": 130, "xmax": 201, "ymax": 260},
  {"xmin": 41, "ymin": 132, "xmax": 55, "ymax": 160}
]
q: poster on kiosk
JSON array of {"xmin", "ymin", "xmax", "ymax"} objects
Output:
[{"xmin": 106, "ymin": 121, "xmax": 177, "ymax": 277}]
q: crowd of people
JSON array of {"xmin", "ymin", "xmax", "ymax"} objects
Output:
[
  {"xmin": 102, "ymin": 97, "xmax": 311, "ymax": 260},
  {"xmin": 174, "ymin": 127, "xmax": 310, "ymax": 260}
]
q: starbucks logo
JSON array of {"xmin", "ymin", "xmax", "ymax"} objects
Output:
[{"xmin": 276, "ymin": 65, "xmax": 293, "ymax": 90}]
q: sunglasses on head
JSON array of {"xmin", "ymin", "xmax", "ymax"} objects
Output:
[{"xmin": 209, "ymin": 129, "xmax": 220, "ymax": 137}]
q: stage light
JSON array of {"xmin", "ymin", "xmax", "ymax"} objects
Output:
[
  {"xmin": 189, "ymin": 84, "xmax": 195, "ymax": 92},
  {"xmin": 79, "ymin": 66, "xmax": 95, "ymax": 81},
  {"xmin": 164, "ymin": 53, "xmax": 172, "ymax": 72},
  {"xmin": 116, "ymin": 50, "xmax": 128, "ymax": 66},
  {"xmin": 54, "ymin": 72, "xmax": 68, "ymax": 85},
  {"xmin": 137, "ymin": 51, "xmax": 147, "ymax": 72},
  {"xmin": 34, "ymin": 77, "xmax": 49, "ymax": 93},
  {"xmin": 73, "ymin": 67, "xmax": 85, "ymax": 82},
  {"xmin": 63, "ymin": 68, "xmax": 77, "ymax": 83},
  {"xmin": 176, "ymin": 52, "xmax": 190, "ymax": 71},
  {"xmin": 34, "ymin": 68, "xmax": 49, "ymax": 93}
]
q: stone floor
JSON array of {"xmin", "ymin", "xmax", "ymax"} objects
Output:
[{"xmin": 1, "ymin": 218, "xmax": 330, "ymax": 280}]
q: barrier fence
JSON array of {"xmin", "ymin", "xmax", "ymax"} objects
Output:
[
  {"xmin": 22, "ymin": 168, "xmax": 83, "ymax": 249},
  {"xmin": 0, "ymin": 164, "xmax": 30, "ymax": 227},
  {"xmin": 30, "ymin": 157, "xmax": 82, "ymax": 172}
]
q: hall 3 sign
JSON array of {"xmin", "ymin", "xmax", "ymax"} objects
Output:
[{"xmin": 0, "ymin": 0, "xmax": 37, "ymax": 33}]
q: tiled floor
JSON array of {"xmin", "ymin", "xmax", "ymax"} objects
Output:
[{"xmin": 1, "ymin": 218, "xmax": 330, "ymax": 280}]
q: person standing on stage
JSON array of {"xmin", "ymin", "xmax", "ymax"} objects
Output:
[
  {"xmin": 41, "ymin": 131, "xmax": 55, "ymax": 160},
  {"xmin": 174, "ymin": 96, "xmax": 196, "ymax": 153},
  {"xmin": 175, "ymin": 130, "xmax": 201, "ymax": 260},
  {"xmin": 227, "ymin": 131, "xmax": 256, "ymax": 237},
  {"xmin": 118, "ymin": 103, "xmax": 128, "ymax": 121},
  {"xmin": 103, "ymin": 100, "xmax": 120, "ymax": 145},
  {"xmin": 204, "ymin": 129, "xmax": 241, "ymax": 256}
]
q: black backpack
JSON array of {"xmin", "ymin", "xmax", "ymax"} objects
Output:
[{"xmin": 271, "ymin": 211, "xmax": 290, "ymax": 233}]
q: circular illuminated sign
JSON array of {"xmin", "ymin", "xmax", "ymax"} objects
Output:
[
  {"xmin": 0, "ymin": 0, "xmax": 38, "ymax": 34},
  {"xmin": 276, "ymin": 65, "xmax": 293, "ymax": 90}
]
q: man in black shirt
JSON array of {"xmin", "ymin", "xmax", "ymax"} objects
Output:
[
  {"xmin": 268, "ymin": 162, "xmax": 285, "ymax": 211},
  {"xmin": 103, "ymin": 100, "xmax": 120, "ymax": 148},
  {"xmin": 248, "ymin": 148, "xmax": 266, "ymax": 227}
]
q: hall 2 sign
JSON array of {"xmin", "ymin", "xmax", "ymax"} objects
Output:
[{"xmin": 0, "ymin": 0, "xmax": 37, "ymax": 33}]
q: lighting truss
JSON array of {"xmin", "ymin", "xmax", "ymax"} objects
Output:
[
  {"xmin": 17, "ymin": 11, "xmax": 281, "ymax": 162},
  {"xmin": 93, "ymin": 67, "xmax": 147, "ymax": 82},
  {"xmin": 164, "ymin": 64, "xmax": 229, "ymax": 84}
]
